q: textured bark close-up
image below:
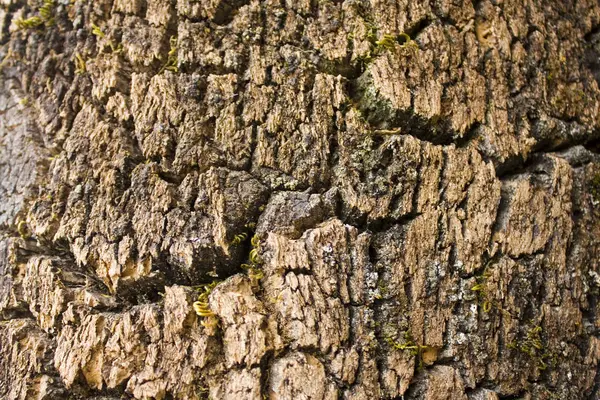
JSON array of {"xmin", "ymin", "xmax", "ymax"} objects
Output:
[{"xmin": 1, "ymin": 0, "xmax": 600, "ymax": 399}]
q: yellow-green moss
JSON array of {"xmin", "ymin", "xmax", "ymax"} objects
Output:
[
  {"xmin": 507, "ymin": 325, "xmax": 557, "ymax": 371},
  {"xmin": 160, "ymin": 36, "xmax": 179, "ymax": 73},
  {"xmin": 386, "ymin": 331, "xmax": 430, "ymax": 369},
  {"xmin": 15, "ymin": 0, "xmax": 55, "ymax": 30}
]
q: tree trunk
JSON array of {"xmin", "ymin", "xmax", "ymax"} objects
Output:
[{"xmin": 1, "ymin": 0, "xmax": 600, "ymax": 399}]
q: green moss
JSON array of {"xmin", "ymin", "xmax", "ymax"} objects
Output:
[
  {"xmin": 74, "ymin": 52, "xmax": 86, "ymax": 74},
  {"xmin": 471, "ymin": 281, "xmax": 491, "ymax": 313},
  {"xmin": 91, "ymin": 23, "xmax": 105, "ymax": 39},
  {"xmin": 397, "ymin": 32, "xmax": 410, "ymax": 44},
  {"xmin": 398, "ymin": 33, "xmax": 419, "ymax": 53},
  {"xmin": 91, "ymin": 22, "xmax": 123, "ymax": 53},
  {"xmin": 15, "ymin": 16, "xmax": 44, "ymax": 30},
  {"xmin": 386, "ymin": 331, "xmax": 430, "ymax": 369},
  {"xmin": 470, "ymin": 265, "xmax": 500, "ymax": 313},
  {"xmin": 15, "ymin": 0, "xmax": 55, "ymax": 30},
  {"xmin": 353, "ymin": 31, "xmax": 417, "ymax": 71},
  {"xmin": 110, "ymin": 42, "xmax": 124, "ymax": 54},
  {"xmin": 365, "ymin": 22, "xmax": 377, "ymax": 45},
  {"xmin": 230, "ymin": 232, "xmax": 248, "ymax": 246},
  {"xmin": 373, "ymin": 32, "xmax": 419, "ymax": 57},
  {"xmin": 375, "ymin": 34, "xmax": 397, "ymax": 50},
  {"xmin": 241, "ymin": 234, "xmax": 264, "ymax": 285},
  {"xmin": 386, "ymin": 332, "xmax": 419, "ymax": 354},
  {"xmin": 160, "ymin": 35, "xmax": 179, "ymax": 73},
  {"xmin": 39, "ymin": 0, "xmax": 55, "ymax": 24},
  {"xmin": 508, "ymin": 325, "xmax": 557, "ymax": 371},
  {"xmin": 192, "ymin": 281, "xmax": 220, "ymax": 331},
  {"xmin": 231, "ymin": 222, "xmax": 259, "ymax": 247},
  {"xmin": 17, "ymin": 220, "xmax": 30, "ymax": 239}
]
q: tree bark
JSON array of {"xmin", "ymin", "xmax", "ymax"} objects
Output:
[{"xmin": 1, "ymin": 0, "xmax": 600, "ymax": 399}]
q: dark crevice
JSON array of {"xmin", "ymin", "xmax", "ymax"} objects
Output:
[
  {"xmin": 494, "ymin": 136, "xmax": 600, "ymax": 179},
  {"xmin": 0, "ymin": 306, "xmax": 36, "ymax": 321},
  {"xmin": 584, "ymin": 24, "xmax": 600, "ymax": 42},
  {"xmin": 346, "ymin": 68, "xmax": 483, "ymax": 147},
  {"xmin": 498, "ymin": 389, "xmax": 530, "ymax": 400},
  {"xmin": 582, "ymin": 135, "xmax": 600, "ymax": 154},
  {"xmin": 259, "ymin": 348, "xmax": 276, "ymax": 398},
  {"xmin": 361, "ymin": 212, "xmax": 422, "ymax": 234},
  {"xmin": 404, "ymin": 17, "xmax": 432, "ymax": 41},
  {"xmin": 318, "ymin": 56, "xmax": 365, "ymax": 81},
  {"xmin": 493, "ymin": 152, "xmax": 543, "ymax": 179}
]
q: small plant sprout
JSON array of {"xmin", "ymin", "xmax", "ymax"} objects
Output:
[
  {"xmin": 39, "ymin": 0, "xmax": 55, "ymax": 25},
  {"xmin": 372, "ymin": 32, "xmax": 420, "ymax": 56},
  {"xmin": 74, "ymin": 52, "xmax": 86, "ymax": 74},
  {"xmin": 249, "ymin": 247, "xmax": 261, "ymax": 264},
  {"xmin": 110, "ymin": 42, "xmax": 124, "ymax": 54},
  {"xmin": 90, "ymin": 23, "xmax": 122, "ymax": 53},
  {"xmin": 507, "ymin": 324, "xmax": 557, "ymax": 371},
  {"xmin": 160, "ymin": 35, "xmax": 178, "ymax": 73},
  {"xmin": 15, "ymin": 0, "xmax": 55, "ymax": 30},
  {"xmin": 91, "ymin": 23, "xmax": 105, "ymax": 39},
  {"xmin": 231, "ymin": 232, "xmax": 248, "ymax": 246},
  {"xmin": 375, "ymin": 34, "xmax": 397, "ymax": 50},
  {"xmin": 242, "ymin": 234, "xmax": 264, "ymax": 286},
  {"xmin": 386, "ymin": 331, "xmax": 430, "ymax": 369},
  {"xmin": 192, "ymin": 281, "xmax": 220, "ymax": 331},
  {"xmin": 250, "ymin": 233, "xmax": 260, "ymax": 248},
  {"xmin": 471, "ymin": 270, "xmax": 493, "ymax": 313},
  {"xmin": 17, "ymin": 220, "xmax": 30, "ymax": 239},
  {"xmin": 15, "ymin": 16, "xmax": 44, "ymax": 30},
  {"xmin": 193, "ymin": 282, "xmax": 218, "ymax": 317},
  {"xmin": 398, "ymin": 32, "xmax": 419, "ymax": 53}
]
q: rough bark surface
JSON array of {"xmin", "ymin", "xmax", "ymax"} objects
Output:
[{"xmin": 1, "ymin": 0, "xmax": 600, "ymax": 399}]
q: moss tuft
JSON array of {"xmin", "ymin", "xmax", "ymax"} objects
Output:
[
  {"xmin": 386, "ymin": 331, "xmax": 430, "ymax": 369},
  {"xmin": 74, "ymin": 52, "xmax": 86, "ymax": 74},
  {"xmin": 160, "ymin": 35, "xmax": 179, "ymax": 73},
  {"xmin": 507, "ymin": 324, "xmax": 557, "ymax": 371},
  {"xmin": 15, "ymin": 0, "xmax": 55, "ymax": 30}
]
